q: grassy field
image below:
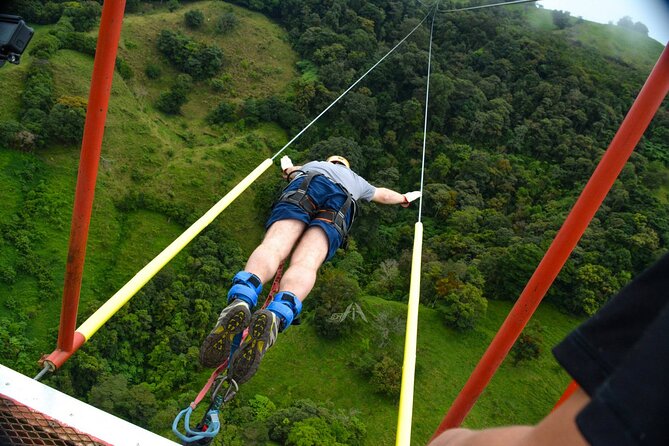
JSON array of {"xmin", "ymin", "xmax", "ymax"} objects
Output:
[
  {"xmin": 0, "ymin": 2, "xmax": 296, "ymax": 358},
  {"xmin": 525, "ymin": 6, "xmax": 664, "ymax": 71},
  {"xmin": 217, "ymin": 296, "xmax": 582, "ymax": 446}
]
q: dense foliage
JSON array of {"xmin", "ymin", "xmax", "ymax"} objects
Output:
[
  {"xmin": 0, "ymin": 0, "xmax": 667, "ymax": 443},
  {"xmin": 224, "ymin": 0, "xmax": 669, "ymax": 321},
  {"xmin": 157, "ymin": 29, "xmax": 225, "ymax": 80}
]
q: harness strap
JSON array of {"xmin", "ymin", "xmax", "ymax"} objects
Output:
[{"xmin": 278, "ymin": 171, "xmax": 357, "ymax": 240}]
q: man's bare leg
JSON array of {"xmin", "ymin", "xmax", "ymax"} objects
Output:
[
  {"xmin": 244, "ymin": 219, "xmax": 307, "ymax": 284},
  {"xmin": 228, "ymin": 226, "xmax": 330, "ymax": 384},
  {"xmin": 278, "ymin": 226, "xmax": 330, "ymax": 300},
  {"xmin": 200, "ymin": 219, "xmax": 306, "ymax": 367}
]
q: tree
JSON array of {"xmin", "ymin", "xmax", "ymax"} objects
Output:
[
  {"xmin": 480, "ymin": 243, "xmax": 544, "ymax": 301},
  {"xmin": 308, "ymin": 266, "xmax": 361, "ymax": 339},
  {"xmin": 632, "ymin": 21, "xmax": 649, "ymax": 36},
  {"xmin": 616, "ymin": 16, "xmax": 634, "ymax": 30},
  {"xmin": 551, "ymin": 10, "xmax": 571, "ymax": 29},
  {"xmin": 62, "ymin": 1, "xmax": 101, "ymax": 32},
  {"xmin": 438, "ymin": 283, "xmax": 488, "ymax": 331},
  {"xmin": 287, "ymin": 417, "xmax": 339, "ymax": 446},
  {"xmin": 567, "ymin": 264, "xmax": 621, "ymax": 316}
]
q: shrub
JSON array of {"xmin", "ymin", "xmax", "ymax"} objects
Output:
[
  {"xmin": 184, "ymin": 9, "xmax": 204, "ymax": 29},
  {"xmin": 145, "ymin": 63, "xmax": 162, "ymax": 80},
  {"xmin": 511, "ymin": 322, "xmax": 544, "ymax": 365},
  {"xmin": 167, "ymin": 0, "xmax": 180, "ymax": 12},
  {"xmin": 21, "ymin": 61, "xmax": 55, "ymax": 117},
  {"xmin": 266, "ymin": 400, "xmax": 365, "ymax": 446},
  {"xmin": 0, "ymin": 264, "xmax": 17, "ymax": 284},
  {"xmin": 62, "ymin": 1, "xmax": 102, "ymax": 32},
  {"xmin": 216, "ymin": 12, "xmax": 239, "ymax": 34},
  {"xmin": 44, "ymin": 98, "xmax": 87, "ymax": 145},
  {"xmin": 369, "ymin": 354, "xmax": 402, "ymax": 398},
  {"xmin": 208, "ymin": 74, "xmax": 231, "ymax": 92},
  {"xmin": 61, "ymin": 32, "xmax": 97, "ymax": 56},
  {"xmin": 438, "ymin": 283, "xmax": 487, "ymax": 331},
  {"xmin": 156, "ymin": 30, "xmax": 224, "ymax": 80},
  {"xmin": 29, "ymin": 34, "xmax": 62, "ymax": 59},
  {"xmin": 0, "ymin": 120, "xmax": 23, "ymax": 149},
  {"xmin": 207, "ymin": 101, "xmax": 236, "ymax": 125},
  {"xmin": 156, "ymin": 90, "xmax": 187, "ymax": 115},
  {"xmin": 115, "ymin": 57, "xmax": 133, "ymax": 80}
]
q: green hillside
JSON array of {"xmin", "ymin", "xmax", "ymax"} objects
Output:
[{"xmin": 1, "ymin": 1, "xmax": 668, "ymax": 445}]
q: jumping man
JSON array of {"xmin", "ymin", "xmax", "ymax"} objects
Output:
[{"xmin": 199, "ymin": 154, "xmax": 421, "ymax": 384}]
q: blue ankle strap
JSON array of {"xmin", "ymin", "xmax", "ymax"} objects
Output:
[
  {"xmin": 267, "ymin": 291, "xmax": 302, "ymax": 331},
  {"xmin": 227, "ymin": 271, "xmax": 262, "ymax": 308}
]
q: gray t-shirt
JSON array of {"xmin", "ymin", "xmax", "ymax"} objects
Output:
[{"xmin": 299, "ymin": 161, "xmax": 376, "ymax": 202}]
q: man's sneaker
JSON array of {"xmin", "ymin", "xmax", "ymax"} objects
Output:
[
  {"xmin": 199, "ymin": 300, "xmax": 251, "ymax": 368},
  {"xmin": 229, "ymin": 309, "xmax": 279, "ymax": 385}
]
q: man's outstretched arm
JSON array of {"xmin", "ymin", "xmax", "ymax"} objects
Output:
[
  {"xmin": 429, "ymin": 388, "xmax": 590, "ymax": 446},
  {"xmin": 372, "ymin": 187, "xmax": 420, "ymax": 207}
]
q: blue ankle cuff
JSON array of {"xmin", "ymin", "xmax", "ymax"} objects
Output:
[
  {"xmin": 227, "ymin": 271, "xmax": 262, "ymax": 307},
  {"xmin": 267, "ymin": 291, "xmax": 302, "ymax": 331}
]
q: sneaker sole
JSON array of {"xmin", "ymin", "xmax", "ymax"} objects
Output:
[
  {"xmin": 230, "ymin": 312, "xmax": 273, "ymax": 385},
  {"xmin": 199, "ymin": 307, "xmax": 250, "ymax": 368}
]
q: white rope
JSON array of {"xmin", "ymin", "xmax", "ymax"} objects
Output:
[
  {"xmin": 418, "ymin": 3, "xmax": 439, "ymax": 222},
  {"xmin": 438, "ymin": 0, "xmax": 538, "ymax": 14}
]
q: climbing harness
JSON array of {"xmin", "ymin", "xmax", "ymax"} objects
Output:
[{"xmin": 278, "ymin": 171, "xmax": 357, "ymax": 242}]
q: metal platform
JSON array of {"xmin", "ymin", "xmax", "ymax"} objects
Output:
[{"xmin": 0, "ymin": 364, "xmax": 178, "ymax": 446}]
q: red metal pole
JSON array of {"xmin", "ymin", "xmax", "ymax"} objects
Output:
[
  {"xmin": 52, "ymin": 0, "xmax": 127, "ymax": 356},
  {"xmin": 431, "ymin": 43, "xmax": 669, "ymax": 440},
  {"xmin": 551, "ymin": 380, "xmax": 579, "ymax": 412}
]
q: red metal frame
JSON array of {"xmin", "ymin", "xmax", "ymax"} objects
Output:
[
  {"xmin": 551, "ymin": 380, "xmax": 580, "ymax": 412},
  {"xmin": 47, "ymin": 0, "xmax": 127, "ymax": 363},
  {"xmin": 431, "ymin": 42, "xmax": 669, "ymax": 440}
]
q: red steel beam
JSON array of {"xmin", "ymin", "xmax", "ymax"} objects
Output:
[
  {"xmin": 551, "ymin": 380, "xmax": 579, "ymax": 412},
  {"xmin": 431, "ymin": 42, "xmax": 669, "ymax": 440},
  {"xmin": 49, "ymin": 0, "xmax": 127, "ymax": 360}
]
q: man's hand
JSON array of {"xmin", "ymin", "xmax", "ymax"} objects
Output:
[
  {"xmin": 280, "ymin": 156, "xmax": 294, "ymax": 180},
  {"xmin": 402, "ymin": 191, "xmax": 421, "ymax": 207},
  {"xmin": 280, "ymin": 155, "xmax": 293, "ymax": 171}
]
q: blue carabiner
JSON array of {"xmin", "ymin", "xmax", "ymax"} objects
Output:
[{"xmin": 172, "ymin": 406, "xmax": 221, "ymax": 443}]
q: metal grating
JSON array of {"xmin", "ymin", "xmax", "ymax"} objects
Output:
[{"xmin": 0, "ymin": 395, "xmax": 106, "ymax": 446}]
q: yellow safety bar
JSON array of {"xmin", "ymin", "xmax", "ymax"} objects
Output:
[
  {"xmin": 77, "ymin": 158, "xmax": 274, "ymax": 340},
  {"xmin": 396, "ymin": 221, "xmax": 423, "ymax": 445}
]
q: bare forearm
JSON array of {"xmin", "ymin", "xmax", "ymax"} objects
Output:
[
  {"xmin": 429, "ymin": 427, "xmax": 532, "ymax": 446},
  {"xmin": 372, "ymin": 187, "xmax": 406, "ymax": 205},
  {"xmin": 429, "ymin": 389, "xmax": 590, "ymax": 446}
]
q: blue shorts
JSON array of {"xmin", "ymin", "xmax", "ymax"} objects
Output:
[{"xmin": 265, "ymin": 175, "xmax": 353, "ymax": 261}]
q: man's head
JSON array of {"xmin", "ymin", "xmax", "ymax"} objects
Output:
[{"xmin": 327, "ymin": 155, "xmax": 350, "ymax": 169}]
